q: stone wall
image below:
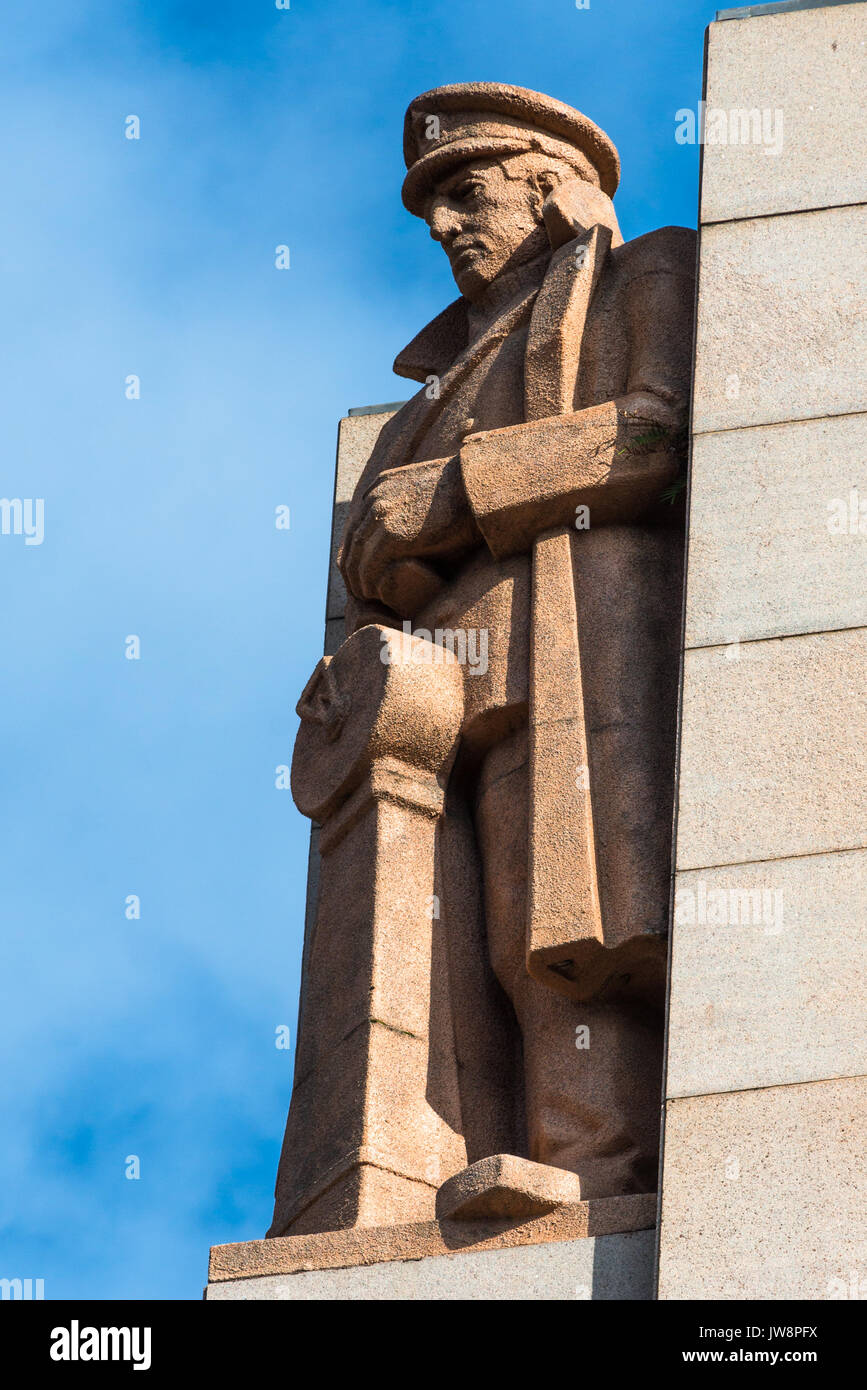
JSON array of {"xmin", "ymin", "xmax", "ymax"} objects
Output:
[{"xmin": 657, "ymin": 0, "xmax": 867, "ymax": 1300}]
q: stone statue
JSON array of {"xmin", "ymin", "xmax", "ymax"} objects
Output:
[{"xmin": 269, "ymin": 84, "xmax": 696, "ymax": 1239}]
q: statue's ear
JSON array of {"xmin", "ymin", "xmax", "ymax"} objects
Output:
[{"xmin": 541, "ymin": 177, "xmax": 624, "ymax": 252}]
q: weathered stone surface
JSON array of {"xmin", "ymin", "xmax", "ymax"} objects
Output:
[
  {"xmin": 266, "ymin": 82, "xmax": 694, "ymax": 1260},
  {"xmin": 435, "ymin": 1153, "xmax": 586, "ymax": 1220},
  {"xmin": 658, "ymin": 1076, "xmax": 867, "ymax": 1300},
  {"xmin": 658, "ymin": 0, "xmax": 867, "ymax": 1308},
  {"xmin": 323, "ymin": 616, "xmax": 344, "ymax": 656},
  {"xmin": 692, "ymin": 204, "xmax": 867, "ymax": 435},
  {"xmin": 684, "ymin": 413, "xmax": 867, "ymax": 648},
  {"xmin": 207, "ymin": 1227, "xmax": 655, "ymax": 1300},
  {"xmin": 676, "ymin": 628, "xmax": 867, "ymax": 871},
  {"xmin": 700, "ymin": 5, "xmax": 867, "ymax": 224},
  {"xmin": 213, "ymin": 1191, "xmax": 656, "ymax": 1280},
  {"xmin": 667, "ymin": 849, "xmax": 867, "ymax": 1098},
  {"xmin": 270, "ymin": 627, "xmax": 467, "ymax": 1237},
  {"xmin": 327, "ymin": 410, "xmax": 399, "ymax": 621}
]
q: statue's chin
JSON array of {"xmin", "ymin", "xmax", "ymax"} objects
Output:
[{"xmin": 452, "ymin": 262, "xmax": 491, "ymax": 302}]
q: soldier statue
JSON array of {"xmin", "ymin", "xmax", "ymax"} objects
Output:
[{"xmin": 270, "ymin": 84, "xmax": 696, "ymax": 1237}]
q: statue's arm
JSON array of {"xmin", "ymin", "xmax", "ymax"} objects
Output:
[
  {"xmin": 338, "ymin": 452, "xmax": 482, "ymax": 614},
  {"xmin": 459, "ymin": 265, "xmax": 695, "ymax": 560}
]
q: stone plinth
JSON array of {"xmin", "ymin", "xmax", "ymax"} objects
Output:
[
  {"xmin": 206, "ymin": 1231, "xmax": 655, "ymax": 1301},
  {"xmin": 207, "ymin": 1194, "xmax": 656, "ymax": 1301}
]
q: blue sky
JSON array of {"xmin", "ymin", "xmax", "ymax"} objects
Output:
[{"xmin": 1, "ymin": 0, "xmax": 714, "ymax": 1299}]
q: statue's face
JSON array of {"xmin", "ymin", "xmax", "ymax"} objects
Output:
[{"xmin": 426, "ymin": 155, "xmax": 554, "ymax": 301}]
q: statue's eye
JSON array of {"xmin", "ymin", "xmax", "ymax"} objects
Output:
[{"xmin": 454, "ymin": 181, "xmax": 480, "ymax": 203}]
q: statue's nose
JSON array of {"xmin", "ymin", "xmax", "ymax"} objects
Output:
[{"xmin": 428, "ymin": 200, "xmax": 460, "ymax": 244}]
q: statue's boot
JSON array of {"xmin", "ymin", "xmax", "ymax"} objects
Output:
[{"xmin": 436, "ymin": 1155, "xmax": 584, "ymax": 1221}]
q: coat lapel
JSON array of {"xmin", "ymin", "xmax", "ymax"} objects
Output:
[{"xmin": 373, "ymin": 287, "xmax": 541, "ymax": 481}]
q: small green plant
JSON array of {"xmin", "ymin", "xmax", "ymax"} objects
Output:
[
  {"xmin": 612, "ymin": 424, "xmax": 689, "ymax": 503},
  {"xmin": 659, "ymin": 474, "xmax": 687, "ymax": 505}
]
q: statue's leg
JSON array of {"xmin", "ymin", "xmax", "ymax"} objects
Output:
[
  {"xmin": 512, "ymin": 985, "xmax": 662, "ymax": 1196},
  {"xmin": 439, "ymin": 785, "xmax": 525, "ymax": 1164},
  {"xmin": 474, "ymin": 728, "xmax": 662, "ymax": 1198}
]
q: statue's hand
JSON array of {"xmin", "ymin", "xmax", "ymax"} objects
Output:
[{"xmin": 339, "ymin": 455, "xmax": 478, "ymax": 607}]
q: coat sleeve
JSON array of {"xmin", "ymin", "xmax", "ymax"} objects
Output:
[{"xmin": 459, "ymin": 232, "xmax": 696, "ymax": 560}]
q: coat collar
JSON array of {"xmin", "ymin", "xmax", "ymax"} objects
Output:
[
  {"xmin": 392, "ymin": 251, "xmax": 550, "ymax": 384},
  {"xmin": 384, "ymin": 284, "xmax": 540, "ymax": 471},
  {"xmin": 392, "ymin": 298, "xmax": 469, "ymax": 383}
]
